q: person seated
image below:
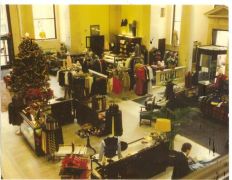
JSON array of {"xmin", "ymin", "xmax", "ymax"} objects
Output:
[{"xmin": 172, "ymin": 142, "xmax": 192, "ymax": 179}]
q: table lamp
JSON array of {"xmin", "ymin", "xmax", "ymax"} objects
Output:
[{"xmin": 155, "ymin": 118, "xmax": 171, "ymax": 133}]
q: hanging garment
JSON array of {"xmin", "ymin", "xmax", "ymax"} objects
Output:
[
  {"xmin": 107, "ymin": 77, "xmax": 113, "ymax": 93},
  {"xmin": 122, "ymin": 72, "xmax": 130, "ymax": 91},
  {"xmin": 85, "ymin": 76, "xmax": 94, "ymax": 94},
  {"xmin": 8, "ymin": 103, "xmax": 23, "ymax": 126},
  {"xmin": 100, "ymin": 59, "xmax": 108, "ymax": 75},
  {"xmin": 91, "ymin": 77, "xmax": 107, "ymax": 95},
  {"xmin": 91, "ymin": 60, "xmax": 101, "ymax": 73},
  {"xmin": 147, "ymin": 66, "xmax": 154, "ymax": 94},
  {"xmin": 129, "ymin": 58, "xmax": 136, "ymax": 90},
  {"xmin": 105, "ymin": 105, "xmax": 123, "ymax": 136},
  {"xmin": 112, "ymin": 77, "xmax": 123, "ymax": 94},
  {"xmin": 143, "ymin": 66, "xmax": 149, "ymax": 95},
  {"xmin": 58, "ymin": 70, "xmax": 66, "ymax": 87},
  {"xmin": 64, "ymin": 71, "xmax": 69, "ymax": 86},
  {"xmin": 8, "ymin": 96, "xmax": 25, "ymax": 126},
  {"xmin": 72, "ymin": 77, "xmax": 86, "ymax": 100},
  {"xmin": 135, "ymin": 65, "xmax": 146, "ymax": 96},
  {"xmin": 74, "ymin": 100, "xmax": 99, "ymax": 126}
]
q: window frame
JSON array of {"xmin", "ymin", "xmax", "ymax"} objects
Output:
[
  {"xmin": 171, "ymin": 5, "xmax": 182, "ymax": 46},
  {"xmin": 32, "ymin": 5, "xmax": 57, "ymax": 40},
  {"xmin": 1, "ymin": 5, "xmax": 15, "ymax": 69}
]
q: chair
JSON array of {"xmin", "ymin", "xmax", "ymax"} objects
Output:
[
  {"xmin": 140, "ymin": 107, "xmax": 160, "ymax": 126},
  {"xmin": 139, "ymin": 96, "xmax": 161, "ymax": 126}
]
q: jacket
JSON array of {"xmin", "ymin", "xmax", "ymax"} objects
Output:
[{"xmin": 172, "ymin": 152, "xmax": 191, "ymax": 179}]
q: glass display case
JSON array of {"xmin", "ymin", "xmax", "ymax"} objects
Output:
[
  {"xmin": 20, "ymin": 113, "xmax": 43, "ymax": 156},
  {"xmin": 196, "ymin": 45, "xmax": 227, "ymax": 83}
]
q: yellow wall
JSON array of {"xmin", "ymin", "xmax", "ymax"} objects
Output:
[
  {"xmin": 192, "ymin": 5, "xmax": 213, "ymax": 44},
  {"xmin": 178, "ymin": 5, "xmax": 193, "ymax": 69},
  {"xmin": 207, "ymin": 18, "xmax": 228, "ymax": 44},
  {"xmin": 120, "ymin": 5, "xmax": 151, "ymax": 47},
  {"xmin": 17, "ymin": 5, "xmax": 34, "ymax": 38},
  {"xmin": 10, "ymin": 5, "xmax": 151, "ymax": 54},
  {"xmin": 9, "ymin": 5, "xmax": 21, "ymax": 55},
  {"xmin": 70, "ymin": 5, "xmax": 110, "ymax": 53},
  {"xmin": 206, "ymin": 14, "xmax": 228, "ymax": 76},
  {"xmin": 165, "ymin": 5, "xmax": 174, "ymax": 46},
  {"xmin": 109, "ymin": 5, "xmax": 121, "ymax": 42},
  {"xmin": 9, "ymin": 5, "xmax": 61, "ymax": 55},
  {"xmin": 150, "ymin": 5, "xmax": 174, "ymax": 49}
]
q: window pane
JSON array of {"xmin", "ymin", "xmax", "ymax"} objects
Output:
[
  {"xmin": 174, "ymin": 5, "xmax": 182, "ymax": 21},
  {"xmin": 34, "ymin": 19, "xmax": 55, "ymax": 39},
  {"xmin": 0, "ymin": 5, "xmax": 9, "ymax": 35},
  {"xmin": 0, "ymin": 39, "xmax": 9, "ymax": 56},
  {"xmin": 1, "ymin": 55, "xmax": 9, "ymax": 66},
  {"xmin": 32, "ymin": 5, "xmax": 54, "ymax": 19},
  {"xmin": 215, "ymin": 31, "xmax": 229, "ymax": 47}
]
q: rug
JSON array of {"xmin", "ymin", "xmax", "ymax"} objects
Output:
[
  {"xmin": 162, "ymin": 107, "xmax": 228, "ymax": 155},
  {"xmin": 133, "ymin": 93, "xmax": 228, "ymax": 155},
  {"xmin": 177, "ymin": 107, "xmax": 228, "ymax": 155},
  {"xmin": 1, "ymin": 80, "xmax": 12, "ymax": 112}
]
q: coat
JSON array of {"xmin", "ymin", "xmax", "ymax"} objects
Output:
[{"xmin": 172, "ymin": 152, "xmax": 191, "ymax": 179}]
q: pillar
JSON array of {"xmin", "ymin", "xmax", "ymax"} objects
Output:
[{"xmin": 178, "ymin": 5, "xmax": 194, "ymax": 71}]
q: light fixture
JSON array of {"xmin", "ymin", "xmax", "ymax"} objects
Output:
[{"xmin": 155, "ymin": 118, "xmax": 171, "ymax": 133}]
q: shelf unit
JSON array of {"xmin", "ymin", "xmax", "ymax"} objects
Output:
[{"xmin": 115, "ymin": 35, "xmax": 142, "ymax": 56}]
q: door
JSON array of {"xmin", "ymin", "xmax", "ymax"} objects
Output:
[{"xmin": 1, "ymin": 5, "xmax": 14, "ymax": 69}]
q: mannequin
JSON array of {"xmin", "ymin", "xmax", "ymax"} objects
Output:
[{"xmin": 99, "ymin": 104, "xmax": 123, "ymax": 163}]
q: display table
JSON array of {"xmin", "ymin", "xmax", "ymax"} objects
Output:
[
  {"xmin": 92, "ymin": 137, "xmax": 169, "ymax": 179},
  {"xmin": 20, "ymin": 113, "xmax": 43, "ymax": 156},
  {"xmin": 49, "ymin": 98, "xmax": 74, "ymax": 126}
]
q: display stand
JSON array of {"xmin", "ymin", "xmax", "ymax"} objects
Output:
[{"xmin": 20, "ymin": 113, "xmax": 44, "ymax": 156}]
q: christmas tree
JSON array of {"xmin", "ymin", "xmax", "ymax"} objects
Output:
[{"xmin": 10, "ymin": 37, "xmax": 53, "ymax": 103}]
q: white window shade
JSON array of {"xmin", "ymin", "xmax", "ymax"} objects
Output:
[
  {"xmin": 32, "ymin": 5, "xmax": 54, "ymax": 19},
  {"xmin": 215, "ymin": 31, "xmax": 228, "ymax": 47},
  {"xmin": 0, "ymin": 5, "xmax": 9, "ymax": 35},
  {"xmin": 32, "ymin": 5, "xmax": 56, "ymax": 39}
]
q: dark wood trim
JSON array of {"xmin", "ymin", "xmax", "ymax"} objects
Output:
[
  {"xmin": 53, "ymin": 5, "xmax": 57, "ymax": 39},
  {"xmin": 1, "ymin": 5, "xmax": 14, "ymax": 69}
]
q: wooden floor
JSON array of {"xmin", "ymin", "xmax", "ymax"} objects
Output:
[{"xmin": 1, "ymin": 76, "xmax": 220, "ymax": 179}]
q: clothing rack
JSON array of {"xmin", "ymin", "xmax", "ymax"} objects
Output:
[{"xmin": 89, "ymin": 69, "xmax": 108, "ymax": 79}]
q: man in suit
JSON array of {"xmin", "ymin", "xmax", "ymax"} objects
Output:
[{"xmin": 172, "ymin": 143, "xmax": 192, "ymax": 179}]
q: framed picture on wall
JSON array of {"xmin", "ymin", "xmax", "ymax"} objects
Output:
[{"xmin": 90, "ymin": 25, "xmax": 100, "ymax": 36}]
